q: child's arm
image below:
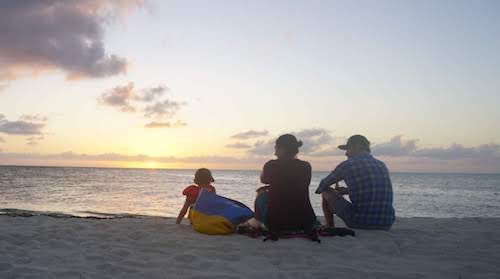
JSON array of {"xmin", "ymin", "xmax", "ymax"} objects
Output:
[{"xmin": 176, "ymin": 198, "xmax": 191, "ymax": 224}]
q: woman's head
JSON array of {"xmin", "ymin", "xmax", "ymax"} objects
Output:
[
  {"xmin": 275, "ymin": 134, "xmax": 303, "ymax": 158},
  {"xmin": 194, "ymin": 168, "xmax": 215, "ymax": 185}
]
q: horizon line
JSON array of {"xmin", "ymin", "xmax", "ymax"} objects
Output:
[{"xmin": 1, "ymin": 163, "xmax": 499, "ymax": 175}]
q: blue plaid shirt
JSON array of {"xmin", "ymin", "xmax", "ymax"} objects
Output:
[{"xmin": 317, "ymin": 152, "xmax": 395, "ymax": 227}]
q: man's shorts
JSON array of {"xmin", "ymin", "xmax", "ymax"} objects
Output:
[{"xmin": 322, "ymin": 188, "xmax": 391, "ymax": 230}]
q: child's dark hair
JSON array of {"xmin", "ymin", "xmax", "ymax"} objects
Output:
[
  {"xmin": 194, "ymin": 168, "xmax": 215, "ymax": 185},
  {"xmin": 276, "ymin": 134, "xmax": 303, "ymax": 157}
]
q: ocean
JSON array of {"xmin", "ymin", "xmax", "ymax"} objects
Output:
[{"xmin": 1, "ymin": 165, "xmax": 499, "ymax": 218}]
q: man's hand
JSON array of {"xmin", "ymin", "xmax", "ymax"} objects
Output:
[{"xmin": 335, "ymin": 185, "xmax": 349, "ymax": 195}]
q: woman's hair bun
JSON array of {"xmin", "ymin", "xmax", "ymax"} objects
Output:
[{"xmin": 297, "ymin": 140, "xmax": 303, "ymax": 147}]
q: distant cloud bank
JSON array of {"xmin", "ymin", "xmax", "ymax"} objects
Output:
[
  {"xmin": 230, "ymin": 130, "xmax": 269, "ymax": 139},
  {"xmin": 0, "ymin": 1, "xmax": 143, "ymax": 81}
]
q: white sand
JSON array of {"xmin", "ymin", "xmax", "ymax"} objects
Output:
[{"xmin": 1, "ymin": 216, "xmax": 499, "ymax": 279}]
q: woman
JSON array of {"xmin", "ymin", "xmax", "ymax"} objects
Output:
[{"xmin": 254, "ymin": 134, "xmax": 317, "ymax": 240}]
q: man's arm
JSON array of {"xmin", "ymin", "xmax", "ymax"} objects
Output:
[{"xmin": 315, "ymin": 162, "xmax": 346, "ymax": 194}]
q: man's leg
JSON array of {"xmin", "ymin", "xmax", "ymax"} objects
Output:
[
  {"xmin": 322, "ymin": 195, "xmax": 335, "ymax": 227},
  {"xmin": 321, "ymin": 188, "xmax": 354, "ymax": 228}
]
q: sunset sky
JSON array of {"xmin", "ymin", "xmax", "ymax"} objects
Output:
[{"xmin": 1, "ymin": 0, "xmax": 499, "ymax": 172}]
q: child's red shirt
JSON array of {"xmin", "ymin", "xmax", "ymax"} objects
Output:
[{"xmin": 182, "ymin": 185, "xmax": 216, "ymax": 204}]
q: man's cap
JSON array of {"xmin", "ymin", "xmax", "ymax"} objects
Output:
[{"xmin": 338, "ymin": 135, "xmax": 370, "ymax": 150}]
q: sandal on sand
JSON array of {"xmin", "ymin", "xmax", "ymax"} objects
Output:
[{"xmin": 318, "ymin": 226, "xmax": 356, "ymax": 237}]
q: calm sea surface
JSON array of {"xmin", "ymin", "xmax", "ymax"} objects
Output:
[{"xmin": 1, "ymin": 166, "xmax": 499, "ymax": 218}]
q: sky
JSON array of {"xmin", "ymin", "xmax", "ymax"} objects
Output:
[{"xmin": 0, "ymin": 0, "xmax": 499, "ymax": 172}]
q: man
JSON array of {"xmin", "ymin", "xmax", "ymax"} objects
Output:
[{"xmin": 315, "ymin": 135, "xmax": 395, "ymax": 230}]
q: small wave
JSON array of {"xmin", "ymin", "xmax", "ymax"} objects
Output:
[{"xmin": 0, "ymin": 208, "xmax": 164, "ymax": 219}]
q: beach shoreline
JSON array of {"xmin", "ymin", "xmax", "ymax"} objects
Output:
[{"xmin": 1, "ymin": 215, "xmax": 499, "ymax": 278}]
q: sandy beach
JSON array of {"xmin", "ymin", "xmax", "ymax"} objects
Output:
[{"xmin": 1, "ymin": 215, "xmax": 499, "ymax": 279}]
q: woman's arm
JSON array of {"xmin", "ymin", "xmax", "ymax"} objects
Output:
[
  {"xmin": 176, "ymin": 198, "xmax": 191, "ymax": 224},
  {"xmin": 260, "ymin": 161, "xmax": 271, "ymax": 184}
]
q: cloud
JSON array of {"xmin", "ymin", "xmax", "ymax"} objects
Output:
[
  {"xmin": 99, "ymin": 82, "xmax": 186, "ymax": 127},
  {"xmin": 225, "ymin": 142, "xmax": 252, "ymax": 149},
  {"xmin": 295, "ymin": 128, "xmax": 334, "ymax": 154},
  {"xmin": 98, "ymin": 81, "xmax": 187, "ymax": 133},
  {"xmin": 173, "ymin": 120, "xmax": 188, "ymax": 128},
  {"xmin": 98, "ymin": 82, "xmax": 136, "ymax": 112},
  {"xmin": 20, "ymin": 114, "xmax": 49, "ymax": 122},
  {"xmin": 230, "ymin": 130, "xmax": 269, "ymax": 140},
  {"xmin": 414, "ymin": 143, "xmax": 500, "ymax": 160},
  {"xmin": 0, "ymin": 1, "xmax": 143, "ymax": 81},
  {"xmin": 26, "ymin": 136, "xmax": 45, "ymax": 146},
  {"xmin": 241, "ymin": 128, "xmax": 334, "ymax": 157},
  {"xmin": 135, "ymin": 86, "xmax": 168, "ymax": 102},
  {"xmin": 0, "ymin": 151, "xmax": 246, "ymax": 165},
  {"xmin": 245, "ymin": 128, "xmax": 337, "ymax": 157},
  {"xmin": 144, "ymin": 121, "xmax": 170, "ymax": 128},
  {"xmin": 0, "ymin": 120, "xmax": 45, "ymax": 135},
  {"xmin": 248, "ymin": 140, "xmax": 275, "ymax": 156},
  {"xmin": 143, "ymin": 100, "xmax": 183, "ymax": 119},
  {"xmin": 372, "ymin": 135, "xmax": 419, "ymax": 157},
  {"xmin": 0, "ymin": 114, "xmax": 48, "ymax": 145}
]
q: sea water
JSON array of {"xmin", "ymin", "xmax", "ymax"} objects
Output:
[{"xmin": 1, "ymin": 166, "xmax": 499, "ymax": 218}]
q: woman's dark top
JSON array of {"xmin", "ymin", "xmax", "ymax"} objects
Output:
[{"xmin": 261, "ymin": 158, "xmax": 316, "ymax": 232}]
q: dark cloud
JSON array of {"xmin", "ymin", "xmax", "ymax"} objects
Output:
[
  {"xmin": 135, "ymin": 86, "xmax": 168, "ymax": 102},
  {"xmin": 144, "ymin": 121, "xmax": 171, "ymax": 128},
  {"xmin": 372, "ymin": 135, "xmax": 418, "ymax": 157},
  {"xmin": 0, "ymin": 120, "xmax": 45, "ymax": 135},
  {"xmin": 0, "ymin": 114, "xmax": 47, "ymax": 145},
  {"xmin": 99, "ymin": 82, "xmax": 186, "ymax": 127},
  {"xmin": 295, "ymin": 128, "xmax": 334, "ymax": 154},
  {"xmin": 0, "ymin": 1, "xmax": 142, "ymax": 81},
  {"xmin": 231, "ymin": 130, "xmax": 269, "ymax": 140},
  {"xmin": 98, "ymin": 83, "xmax": 170, "ymax": 112},
  {"xmin": 98, "ymin": 82, "xmax": 136, "ymax": 112},
  {"xmin": 248, "ymin": 140, "xmax": 275, "ymax": 156},
  {"xmin": 143, "ymin": 100, "xmax": 183, "ymax": 119},
  {"xmin": 225, "ymin": 142, "xmax": 252, "ymax": 149}
]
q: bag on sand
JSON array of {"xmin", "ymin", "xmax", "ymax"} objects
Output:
[{"xmin": 190, "ymin": 189, "xmax": 255, "ymax": 235}]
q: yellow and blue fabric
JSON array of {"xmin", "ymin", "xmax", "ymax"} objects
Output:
[{"xmin": 190, "ymin": 189, "xmax": 255, "ymax": 235}]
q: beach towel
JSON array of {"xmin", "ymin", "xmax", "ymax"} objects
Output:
[{"xmin": 190, "ymin": 189, "xmax": 255, "ymax": 235}]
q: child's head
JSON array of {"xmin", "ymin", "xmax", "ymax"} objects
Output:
[{"xmin": 194, "ymin": 168, "xmax": 214, "ymax": 185}]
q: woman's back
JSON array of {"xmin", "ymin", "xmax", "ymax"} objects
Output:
[{"xmin": 262, "ymin": 158, "xmax": 315, "ymax": 231}]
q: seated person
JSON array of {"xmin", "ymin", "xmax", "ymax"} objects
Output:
[
  {"xmin": 255, "ymin": 134, "xmax": 317, "ymax": 239},
  {"xmin": 176, "ymin": 168, "xmax": 216, "ymax": 224},
  {"xmin": 316, "ymin": 135, "xmax": 395, "ymax": 230}
]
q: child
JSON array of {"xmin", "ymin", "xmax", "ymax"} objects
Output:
[{"xmin": 176, "ymin": 168, "xmax": 216, "ymax": 224}]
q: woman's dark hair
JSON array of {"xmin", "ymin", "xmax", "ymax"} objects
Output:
[
  {"xmin": 194, "ymin": 168, "xmax": 215, "ymax": 185},
  {"xmin": 276, "ymin": 134, "xmax": 303, "ymax": 157}
]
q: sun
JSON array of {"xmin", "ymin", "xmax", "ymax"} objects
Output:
[{"xmin": 141, "ymin": 161, "xmax": 163, "ymax": 169}]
